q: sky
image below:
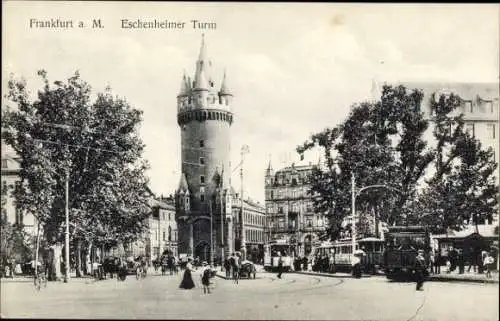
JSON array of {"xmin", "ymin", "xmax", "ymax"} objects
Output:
[{"xmin": 2, "ymin": 2, "xmax": 499, "ymax": 204}]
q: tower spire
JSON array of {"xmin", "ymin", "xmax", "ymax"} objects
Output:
[
  {"xmin": 194, "ymin": 34, "xmax": 210, "ymax": 90},
  {"xmin": 220, "ymin": 69, "xmax": 232, "ymax": 96},
  {"xmin": 178, "ymin": 70, "xmax": 188, "ymax": 96}
]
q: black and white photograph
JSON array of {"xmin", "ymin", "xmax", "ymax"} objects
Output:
[{"xmin": 1, "ymin": 2, "xmax": 499, "ymax": 320}]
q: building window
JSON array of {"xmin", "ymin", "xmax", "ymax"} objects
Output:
[
  {"xmin": 307, "ymin": 219, "xmax": 312, "ymax": 227},
  {"xmin": 1, "ymin": 159, "xmax": 7, "ymax": 168},
  {"xmin": 168, "ymin": 226, "xmax": 172, "ymax": 241},
  {"xmin": 200, "ymin": 194, "xmax": 205, "ymax": 202},
  {"xmin": 199, "ymin": 157, "xmax": 205, "ymax": 165},
  {"xmin": 465, "ymin": 123, "xmax": 475, "ymax": 137},
  {"xmin": 278, "ymin": 207, "xmax": 283, "ymax": 214},
  {"xmin": 199, "ymin": 140, "xmax": 204, "ymax": 148},
  {"xmin": 163, "ymin": 230, "xmax": 166, "ymax": 241},
  {"xmin": 200, "ymin": 175, "xmax": 205, "ymax": 184},
  {"xmin": 487, "ymin": 124, "xmax": 496, "ymax": 139}
]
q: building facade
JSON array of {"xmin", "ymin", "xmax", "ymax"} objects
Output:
[
  {"xmin": 265, "ymin": 162, "xmax": 328, "ymax": 257},
  {"xmin": 175, "ymin": 35, "xmax": 234, "ymax": 263},
  {"xmin": 1, "ymin": 140, "xmax": 37, "ymax": 236},
  {"xmin": 147, "ymin": 197, "xmax": 178, "ymax": 262},
  {"xmin": 232, "ymin": 190, "xmax": 266, "ymax": 263}
]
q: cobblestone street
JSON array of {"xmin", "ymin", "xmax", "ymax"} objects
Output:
[{"xmin": 2, "ymin": 269, "xmax": 498, "ymax": 320}]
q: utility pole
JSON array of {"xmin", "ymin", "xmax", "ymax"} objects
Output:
[
  {"xmin": 64, "ymin": 169, "xmax": 70, "ymax": 283},
  {"xmin": 351, "ymin": 172, "xmax": 356, "ymax": 254},
  {"xmin": 220, "ymin": 187, "xmax": 225, "ymax": 269},
  {"xmin": 209, "ymin": 200, "xmax": 213, "ymax": 265},
  {"xmin": 240, "ymin": 145, "xmax": 249, "ymax": 261}
]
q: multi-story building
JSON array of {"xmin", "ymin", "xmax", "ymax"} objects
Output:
[
  {"xmin": 231, "ymin": 189, "xmax": 266, "ymax": 263},
  {"xmin": 174, "ymin": 35, "xmax": 235, "ymax": 262},
  {"xmin": 1, "ymin": 140, "xmax": 37, "ymax": 236},
  {"xmin": 146, "ymin": 196, "xmax": 178, "ymax": 261},
  {"xmin": 265, "ymin": 162, "xmax": 328, "ymax": 257}
]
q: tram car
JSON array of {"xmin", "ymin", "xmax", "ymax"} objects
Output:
[
  {"xmin": 309, "ymin": 237, "xmax": 385, "ymax": 274},
  {"xmin": 264, "ymin": 239, "xmax": 294, "ymax": 272},
  {"xmin": 383, "ymin": 225, "xmax": 430, "ymax": 281}
]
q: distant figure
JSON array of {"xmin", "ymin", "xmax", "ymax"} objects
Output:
[
  {"xmin": 434, "ymin": 250, "xmax": 441, "ymax": 274},
  {"xmin": 179, "ymin": 258, "xmax": 195, "ymax": 289},
  {"xmin": 457, "ymin": 250, "xmax": 465, "ymax": 274},
  {"xmin": 200, "ymin": 262, "xmax": 212, "ymax": 294},
  {"xmin": 484, "ymin": 253, "xmax": 494, "ymax": 278},
  {"xmin": 277, "ymin": 252, "xmax": 284, "ymax": 279},
  {"xmin": 224, "ymin": 258, "xmax": 231, "ymax": 278},
  {"xmin": 351, "ymin": 254, "xmax": 361, "ymax": 278},
  {"xmin": 414, "ymin": 249, "xmax": 427, "ymax": 291}
]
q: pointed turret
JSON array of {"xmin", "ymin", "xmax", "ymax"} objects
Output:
[
  {"xmin": 177, "ymin": 172, "xmax": 189, "ymax": 194},
  {"xmin": 219, "ymin": 69, "xmax": 232, "ymax": 96},
  {"xmin": 266, "ymin": 158, "xmax": 273, "ymax": 176},
  {"xmin": 178, "ymin": 71, "xmax": 189, "ymax": 97}
]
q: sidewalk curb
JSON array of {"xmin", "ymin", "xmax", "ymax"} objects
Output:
[{"xmin": 291, "ymin": 271, "xmax": 499, "ymax": 284}]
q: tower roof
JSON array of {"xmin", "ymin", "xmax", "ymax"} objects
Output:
[
  {"xmin": 178, "ymin": 71, "xmax": 189, "ymax": 96},
  {"xmin": 266, "ymin": 157, "xmax": 273, "ymax": 176},
  {"xmin": 220, "ymin": 69, "xmax": 232, "ymax": 96},
  {"xmin": 177, "ymin": 172, "xmax": 190, "ymax": 194},
  {"xmin": 194, "ymin": 68, "xmax": 209, "ymax": 90},
  {"xmin": 194, "ymin": 34, "xmax": 211, "ymax": 91}
]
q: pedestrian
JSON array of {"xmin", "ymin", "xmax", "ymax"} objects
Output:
[
  {"xmin": 429, "ymin": 250, "xmax": 436, "ymax": 274},
  {"xmin": 200, "ymin": 261, "xmax": 212, "ymax": 294},
  {"xmin": 434, "ymin": 249, "xmax": 441, "ymax": 274},
  {"xmin": 414, "ymin": 249, "xmax": 427, "ymax": 291},
  {"xmin": 484, "ymin": 252, "xmax": 494, "ymax": 278},
  {"xmin": 224, "ymin": 258, "xmax": 231, "ymax": 278},
  {"xmin": 277, "ymin": 252, "xmax": 284, "ymax": 279},
  {"xmin": 467, "ymin": 247, "xmax": 478, "ymax": 273},
  {"xmin": 179, "ymin": 258, "xmax": 195, "ymax": 289},
  {"xmin": 457, "ymin": 249, "xmax": 465, "ymax": 274},
  {"xmin": 351, "ymin": 254, "xmax": 361, "ymax": 278}
]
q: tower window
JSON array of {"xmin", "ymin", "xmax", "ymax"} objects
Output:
[
  {"xmin": 199, "ymin": 140, "xmax": 204, "ymax": 148},
  {"xmin": 200, "ymin": 175, "xmax": 205, "ymax": 184},
  {"xmin": 199, "ymin": 157, "xmax": 205, "ymax": 165}
]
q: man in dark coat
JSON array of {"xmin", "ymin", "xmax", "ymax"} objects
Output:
[{"xmin": 414, "ymin": 249, "xmax": 427, "ymax": 291}]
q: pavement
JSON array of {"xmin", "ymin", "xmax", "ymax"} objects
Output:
[
  {"xmin": 1, "ymin": 268, "xmax": 498, "ymax": 320},
  {"xmin": 215, "ymin": 265, "xmax": 499, "ymax": 284}
]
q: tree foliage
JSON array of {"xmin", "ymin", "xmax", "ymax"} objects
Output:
[
  {"xmin": 2, "ymin": 70, "xmax": 151, "ymax": 248},
  {"xmin": 298, "ymin": 85, "xmax": 498, "ymax": 239}
]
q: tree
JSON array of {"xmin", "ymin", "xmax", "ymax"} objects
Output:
[
  {"xmin": 297, "ymin": 84, "xmax": 498, "ymax": 240},
  {"xmin": 298, "ymin": 85, "xmax": 433, "ymax": 240},
  {"xmin": 2, "ymin": 70, "xmax": 151, "ymax": 278}
]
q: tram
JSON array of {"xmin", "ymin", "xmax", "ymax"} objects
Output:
[
  {"xmin": 263, "ymin": 239, "xmax": 294, "ymax": 272},
  {"xmin": 309, "ymin": 237, "xmax": 385, "ymax": 274},
  {"xmin": 383, "ymin": 225, "xmax": 430, "ymax": 280}
]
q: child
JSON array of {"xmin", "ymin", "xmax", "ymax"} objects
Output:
[{"xmin": 200, "ymin": 261, "xmax": 212, "ymax": 294}]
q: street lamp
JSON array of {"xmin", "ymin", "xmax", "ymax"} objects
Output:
[
  {"xmin": 351, "ymin": 172, "xmax": 402, "ymax": 254},
  {"xmin": 240, "ymin": 144, "xmax": 250, "ymax": 261}
]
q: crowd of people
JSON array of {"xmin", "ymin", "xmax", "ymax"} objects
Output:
[{"xmin": 428, "ymin": 246, "xmax": 497, "ymax": 278}]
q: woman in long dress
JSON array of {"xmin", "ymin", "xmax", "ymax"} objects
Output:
[{"xmin": 179, "ymin": 258, "xmax": 195, "ymax": 289}]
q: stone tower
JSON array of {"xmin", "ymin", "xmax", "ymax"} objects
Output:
[{"xmin": 175, "ymin": 35, "xmax": 233, "ymax": 262}]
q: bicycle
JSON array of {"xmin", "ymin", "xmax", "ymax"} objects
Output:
[{"xmin": 34, "ymin": 271, "xmax": 47, "ymax": 291}]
